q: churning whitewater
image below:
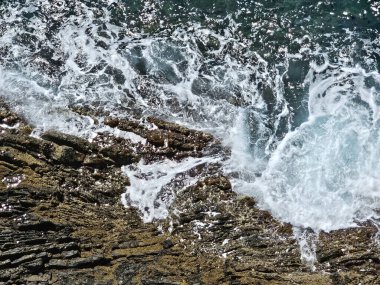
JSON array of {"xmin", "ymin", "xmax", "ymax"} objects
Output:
[{"xmin": 0, "ymin": 0, "xmax": 380, "ymax": 245}]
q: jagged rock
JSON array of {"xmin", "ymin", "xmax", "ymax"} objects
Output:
[
  {"xmin": 0, "ymin": 259, "xmax": 11, "ymax": 269},
  {"xmin": 41, "ymin": 130, "xmax": 93, "ymax": 154},
  {"xmin": 25, "ymin": 274, "xmax": 51, "ymax": 282},
  {"xmin": 0, "ymin": 102, "xmax": 379, "ymax": 284},
  {"xmin": 17, "ymin": 220, "xmax": 62, "ymax": 232},
  {"xmin": 46, "ymin": 259, "xmax": 68, "ymax": 269},
  {"xmin": 103, "ymin": 115, "xmax": 220, "ymax": 160},
  {"xmin": 83, "ymin": 154, "xmax": 115, "ymax": 168},
  {"xmin": 61, "ymin": 250, "xmax": 80, "ymax": 259},
  {"xmin": 50, "ymin": 145, "xmax": 85, "ymax": 166}
]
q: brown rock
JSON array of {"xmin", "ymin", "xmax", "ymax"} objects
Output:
[{"xmin": 0, "ymin": 102, "xmax": 379, "ymax": 285}]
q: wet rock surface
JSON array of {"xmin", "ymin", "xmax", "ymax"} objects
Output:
[{"xmin": 0, "ymin": 101, "xmax": 379, "ymax": 284}]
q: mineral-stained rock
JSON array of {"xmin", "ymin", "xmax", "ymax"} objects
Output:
[{"xmin": 0, "ymin": 101, "xmax": 379, "ymax": 284}]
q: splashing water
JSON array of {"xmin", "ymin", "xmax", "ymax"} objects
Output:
[
  {"xmin": 0, "ymin": 0, "xmax": 380, "ymax": 263},
  {"xmin": 240, "ymin": 62, "xmax": 380, "ymax": 232},
  {"xmin": 121, "ymin": 156, "xmax": 220, "ymax": 222}
]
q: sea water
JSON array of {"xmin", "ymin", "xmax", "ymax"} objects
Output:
[{"xmin": 0, "ymin": 0, "xmax": 379, "ymax": 264}]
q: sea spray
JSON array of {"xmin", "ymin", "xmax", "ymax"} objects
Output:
[
  {"xmin": 0, "ymin": 0, "xmax": 379, "ymax": 267},
  {"xmin": 293, "ymin": 227, "xmax": 319, "ymax": 270},
  {"xmin": 121, "ymin": 156, "xmax": 221, "ymax": 222}
]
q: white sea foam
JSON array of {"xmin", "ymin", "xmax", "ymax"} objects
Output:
[
  {"xmin": 0, "ymin": 0, "xmax": 271, "ymax": 138},
  {"xmin": 226, "ymin": 59, "xmax": 380, "ymax": 265},
  {"xmin": 293, "ymin": 227, "xmax": 319, "ymax": 270},
  {"xmin": 121, "ymin": 156, "xmax": 219, "ymax": 222},
  {"xmin": 235, "ymin": 62, "xmax": 380, "ymax": 233}
]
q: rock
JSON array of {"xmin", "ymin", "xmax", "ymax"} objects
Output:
[
  {"xmin": 103, "ymin": 116, "xmax": 119, "ymax": 128},
  {"xmin": 25, "ymin": 274, "xmax": 51, "ymax": 282},
  {"xmin": 17, "ymin": 221, "xmax": 62, "ymax": 232},
  {"xmin": 202, "ymin": 176, "xmax": 231, "ymax": 190},
  {"xmin": 104, "ymin": 115, "xmax": 219, "ymax": 160},
  {"xmin": 61, "ymin": 250, "xmax": 80, "ymax": 259},
  {"xmin": 67, "ymin": 256, "xmax": 110, "ymax": 268},
  {"xmin": 83, "ymin": 154, "xmax": 115, "ymax": 168},
  {"xmin": 162, "ymin": 239, "xmax": 174, "ymax": 249},
  {"xmin": 11, "ymin": 254, "xmax": 37, "ymax": 266},
  {"xmin": 47, "ymin": 242, "xmax": 80, "ymax": 254},
  {"xmin": 317, "ymin": 249, "xmax": 345, "ymax": 263},
  {"xmin": 0, "ymin": 102, "xmax": 379, "ymax": 284},
  {"xmin": 46, "ymin": 259, "xmax": 68, "ymax": 269},
  {"xmin": 41, "ymin": 130, "xmax": 93, "ymax": 154},
  {"xmin": 50, "ymin": 145, "xmax": 85, "ymax": 166},
  {"xmin": 0, "ymin": 259, "xmax": 11, "ymax": 269},
  {"xmin": 0, "ymin": 247, "xmax": 40, "ymax": 261}
]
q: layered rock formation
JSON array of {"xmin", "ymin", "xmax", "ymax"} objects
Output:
[{"xmin": 0, "ymin": 100, "xmax": 379, "ymax": 284}]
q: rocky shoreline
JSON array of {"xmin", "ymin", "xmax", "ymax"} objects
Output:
[{"xmin": 0, "ymin": 101, "xmax": 379, "ymax": 284}]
